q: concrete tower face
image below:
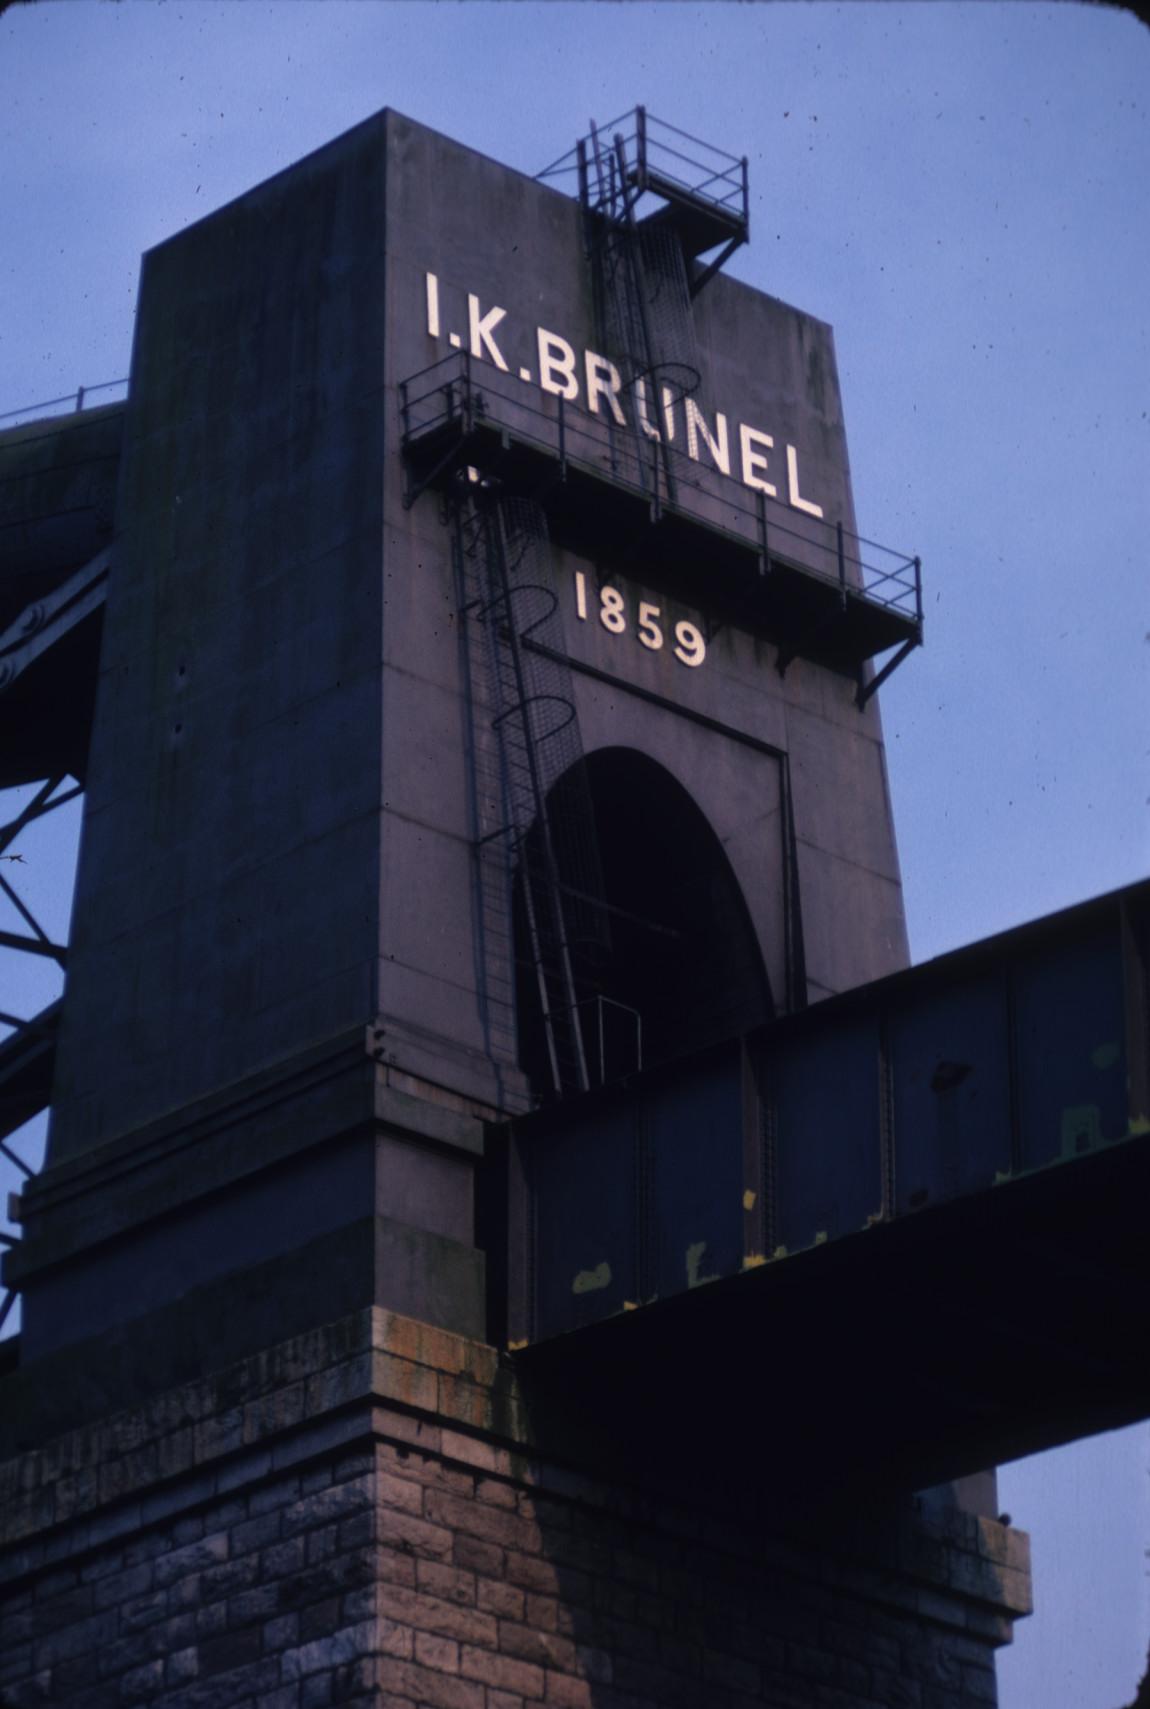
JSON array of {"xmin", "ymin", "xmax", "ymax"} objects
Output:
[
  {"xmin": 3, "ymin": 115, "xmax": 1051, "ymax": 1709},
  {"xmin": 382, "ymin": 112, "xmax": 908, "ymax": 1044},
  {"xmin": 21, "ymin": 110, "xmax": 908, "ymax": 1367}
]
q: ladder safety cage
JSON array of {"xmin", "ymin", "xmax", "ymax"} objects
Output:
[{"xmin": 451, "ymin": 484, "xmax": 612, "ymax": 1103}]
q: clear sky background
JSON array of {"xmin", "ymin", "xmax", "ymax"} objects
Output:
[{"xmin": 0, "ymin": 4, "xmax": 1147, "ymax": 1705}]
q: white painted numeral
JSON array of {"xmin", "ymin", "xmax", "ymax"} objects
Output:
[
  {"xmin": 673, "ymin": 621, "xmax": 706, "ymax": 668},
  {"xmin": 571, "ymin": 580, "xmax": 706, "ymax": 670},
  {"xmin": 637, "ymin": 602, "xmax": 663, "ymax": 650},
  {"xmin": 599, "ymin": 586, "xmax": 626, "ymax": 634}
]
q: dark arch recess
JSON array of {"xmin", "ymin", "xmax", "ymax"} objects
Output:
[{"xmin": 514, "ymin": 746, "xmax": 773, "ymax": 1099}]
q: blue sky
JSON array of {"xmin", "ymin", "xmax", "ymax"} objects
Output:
[{"xmin": 1, "ymin": 5, "xmax": 1147, "ymax": 1704}]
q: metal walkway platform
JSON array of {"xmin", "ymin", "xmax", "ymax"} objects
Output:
[{"xmin": 401, "ymin": 352, "xmax": 922, "ymax": 681}]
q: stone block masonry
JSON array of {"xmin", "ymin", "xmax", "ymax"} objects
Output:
[{"xmin": 0, "ymin": 1310, "xmax": 1030, "ymax": 1707}]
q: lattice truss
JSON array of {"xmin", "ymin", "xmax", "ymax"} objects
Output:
[{"xmin": 0, "ymin": 775, "xmax": 83, "ymax": 1332}]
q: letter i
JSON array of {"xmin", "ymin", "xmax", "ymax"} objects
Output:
[{"xmin": 425, "ymin": 272, "xmax": 440, "ymax": 339}]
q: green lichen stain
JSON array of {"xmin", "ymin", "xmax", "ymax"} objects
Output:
[
  {"xmin": 572, "ymin": 1261, "xmax": 611, "ymax": 1295},
  {"xmin": 1060, "ymin": 1104, "xmax": 1102, "ymax": 1159},
  {"xmin": 1091, "ymin": 1041, "xmax": 1121, "ymax": 1070}
]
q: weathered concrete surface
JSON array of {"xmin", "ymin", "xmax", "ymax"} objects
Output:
[
  {"xmin": 49, "ymin": 116, "xmax": 389, "ymax": 1167},
  {"xmin": 41, "ymin": 109, "xmax": 904, "ymax": 1164}
]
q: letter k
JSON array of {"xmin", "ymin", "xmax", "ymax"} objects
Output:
[{"xmin": 468, "ymin": 294, "xmax": 509, "ymax": 371}]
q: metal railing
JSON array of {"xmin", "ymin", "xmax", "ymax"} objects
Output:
[
  {"xmin": 399, "ymin": 350, "xmax": 922, "ymax": 626},
  {"xmin": 0, "ymin": 377, "xmax": 129, "ymax": 431},
  {"xmin": 539, "ymin": 108, "xmax": 748, "ymax": 232}
]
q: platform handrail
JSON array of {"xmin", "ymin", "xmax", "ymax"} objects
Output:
[
  {"xmin": 399, "ymin": 349, "xmax": 922, "ymax": 626},
  {"xmin": 0, "ymin": 377, "xmax": 129, "ymax": 428},
  {"xmin": 538, "ymin": 108, "xmax": 749, "ymax": 233}
]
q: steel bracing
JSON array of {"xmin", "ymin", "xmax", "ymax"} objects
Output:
[{"xmin": 0, "ymin": 777, "xmax": 82, "ymax": 1333}]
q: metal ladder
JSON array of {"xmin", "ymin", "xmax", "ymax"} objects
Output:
[
  {"xmin": 581, "ymin": 120, "xmax": 702, "ymax": 508},
  {"xmin": 454, "ymin": 484, "xmax": 607, "ymax": 1101}
]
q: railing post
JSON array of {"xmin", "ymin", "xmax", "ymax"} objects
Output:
[
  {"xmin": 914, "ymin": 555, "xmax": 923, "ymax": 627},
  {"xmin": 398, "ymin": 379, "xmax": 412, "ymax": 507},
  {"xmin": 636, "ymin": 105, "xmax": 648, "ymax": 194},
  {"xmin": 741, "ymin": 156, "xmax": 749, "ymax": 226},
  {"xmin": 836, "ymin": 520, "xmax": 847, "ymax": 609},
  {"xmin": 557, "ymin": 393, "xmax": 566, "ymax": 481},
  {"xmin": 577, "ymin": 138, "xmax": 588, "ymax": 212},
  {"xmin": 461, "ymin": 351, "xmax": 472, "ymax": 433},
  {"xmin": 75, "ymin": 386, "xmax": 85, "ymax": 412},
  {"xmin": 758, "ymin": 490, "xmax": 769, "ymax": 576}
]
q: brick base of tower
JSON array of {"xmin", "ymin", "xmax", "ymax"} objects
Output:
[{"xmin": 0, "ymin": 1311, "xmax": 1030, "ymax": 1708}]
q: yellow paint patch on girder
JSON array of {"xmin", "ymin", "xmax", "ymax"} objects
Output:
[
  {"xmin": 772, "ymin": 1244, "xmax": 789, "ymax": 1260},
  {"xmin": 686, "ymin": 1241, "xmax": 710, "ymax": 1288},
  {"xmin": 742, "ymin": 1189, "xmax": 757, "ymax": 1211},
  {"xmin": 813, "ymin": 1231, "xmax": 828, "ymax": 1246},
  {"xmin": 742, "ymin": 1253, "xmax": 767, "ymax": 1270},
  {"xmin": 572, "ymin": 1261, "xmax": 612, "ymax": 1295},
  {"xmin": 622, "ymin": 1300, "xmax": 638, "ymax": 1311},
  {"xmin": 507, "ymin": 1339, "xmax": 528, "ymax": 1352},
  {"xmin": 1130, "ymin": 1115, "xmax": 1150, "ymax": 1136}
]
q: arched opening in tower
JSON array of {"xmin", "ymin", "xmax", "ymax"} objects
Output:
[{"xmin": 513, "ymin": 747, "xmax": 772, "ymax": 1101}]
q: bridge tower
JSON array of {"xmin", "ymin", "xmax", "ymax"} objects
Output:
[{"xmin": 4, "ymin": 105, "xmax": 1107, "ymax": 1708}]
